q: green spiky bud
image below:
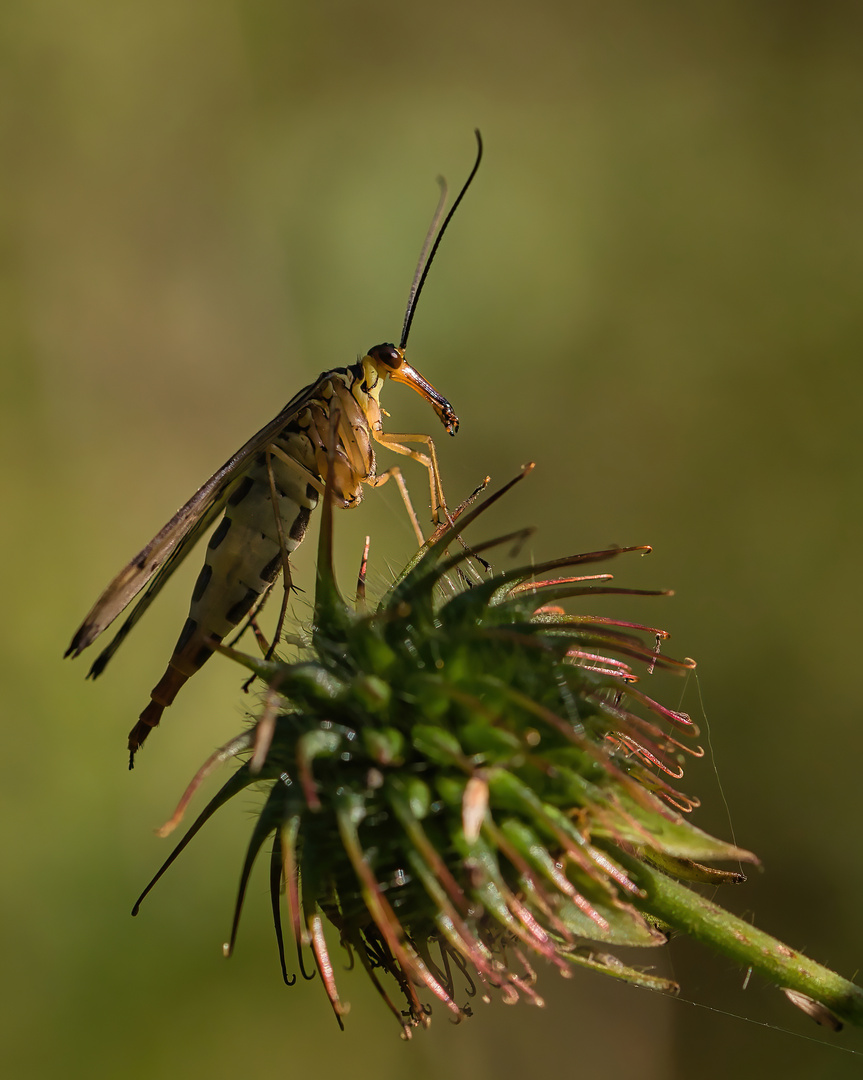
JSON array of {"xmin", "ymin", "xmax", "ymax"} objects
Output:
[{"xmin": 134, "ymin": 468, "xmax": 863, "ymax": 1038}]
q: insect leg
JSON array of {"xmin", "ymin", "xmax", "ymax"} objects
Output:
[
  {"xmin": 355, "ymin": 534, "xmax": 371, "ymax": 609},
  {"xmin": 372, "ymin": 430, "xmax": 448, "ymax": 526},
  {"xmin": 267, "ymin": 445, "xmax": 327, "ymax": 498},
  {"xmin": 246, "ymin": 612, "xmax": 272, "ymax": 655},
  {"xmin": 227, "ymin": 588, "xmax": 277, "ymax": 704},
  {"xmin": 367, "ymin": 466, "xmax": 425, "ymax": 545},
  {"xmin": 264, "ymin": 447, "xmax": 294, "ymax": 662},
  {"xmin": 226, "ymin": 585, "xmax": 274, "ymax": 653}
]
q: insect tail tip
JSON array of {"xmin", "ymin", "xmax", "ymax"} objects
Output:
[{"xmin": 64, "ymin": 629, "xmax": 88, "ymax": 659}]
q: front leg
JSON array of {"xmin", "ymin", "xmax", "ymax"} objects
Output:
[{"xmin": 372, "ymin": 430, "xmax": 448, "ymax": 526}]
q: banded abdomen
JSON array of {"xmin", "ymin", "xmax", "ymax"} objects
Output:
[{"xmin": 128, "ymin": 371, "xmax": 378, "ymax": 760}]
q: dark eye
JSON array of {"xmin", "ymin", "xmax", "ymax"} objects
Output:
[{"xmin": 367, "ymin": 343, "xmax": 403, "ymax": 370}]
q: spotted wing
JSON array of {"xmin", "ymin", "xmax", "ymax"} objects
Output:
[
  {"xmin": 66, "ymin": 375, "xmax": 328, "ymax": 662},
  {"xmin": 83, "ymin": 496, "xmax": 229, "ymax": 679}
]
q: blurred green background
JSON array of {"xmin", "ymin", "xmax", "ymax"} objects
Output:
[{"xmin": 3, "ymin": 2, "xmax": 863, "ymax": 1077}]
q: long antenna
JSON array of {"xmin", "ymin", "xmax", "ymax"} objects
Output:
[
  {"xmin": 399, "ymin": 129, "xmax": 483, "ymax": 350},
  {"xmin": 403, "ymin": 177, "xmax": 448, "ymax": 327}
]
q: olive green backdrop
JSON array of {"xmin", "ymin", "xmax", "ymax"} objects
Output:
[{"xmin": 3, "ymin": 2, "xmax": 863, "ymax": 1077}]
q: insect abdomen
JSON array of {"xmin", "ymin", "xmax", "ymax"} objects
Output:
[{"xmin": 127, "ymin": 438, "xmax": 321, "ymax": 762}]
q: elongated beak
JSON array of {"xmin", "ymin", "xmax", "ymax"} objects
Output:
[{"xmin": 390, "ymin": 363, "xmax": 459, "ymax": 436}]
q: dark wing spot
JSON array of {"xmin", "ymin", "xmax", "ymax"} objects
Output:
[
  {"xmin": 208, "ymin": 516, "xmax": 232, "ymax": 550},
  {"xmin": 228, "ymin": 475, "xmax": 255, "ymax": 506},
  {"xmin": 225, "ymin": 587, "xmax": 259, "ymax": 626},
  {"xmin": 290, "ymin": 505, "xmax": 313, "ymax": 542},
  {"xmin": 191, "ymin": 563, "xmax": 213, "ymax": 603}
]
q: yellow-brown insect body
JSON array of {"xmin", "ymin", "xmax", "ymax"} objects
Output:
[
  {"xmin": 67, "ymin": 132, "xmax": 481, "ymax": 768},
  {"xmin": 70, "ymin": 345, "xmax": 458, "ymax": 765},
  {"xmin": 128, "ymin": 359, "xmax": 391, "ymax": 754}
]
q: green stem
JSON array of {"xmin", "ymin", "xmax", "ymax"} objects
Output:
[{"xmin": 626, "ymin": 856, "xmax": 863, "ymax": 1027}]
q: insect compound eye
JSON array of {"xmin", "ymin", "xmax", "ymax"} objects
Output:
[{"xmin": 367, "ymin": 343, "xmax": 404, "ymax": 370}]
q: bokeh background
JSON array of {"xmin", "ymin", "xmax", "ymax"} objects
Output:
[{"xmin": 3, "ymin": 2, "xmax": 863, "ymax": 1077}]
